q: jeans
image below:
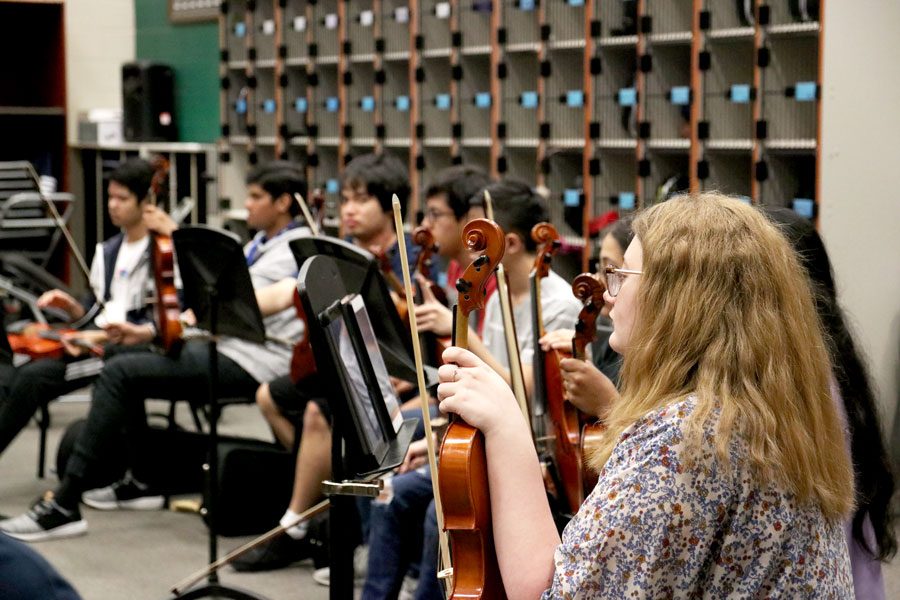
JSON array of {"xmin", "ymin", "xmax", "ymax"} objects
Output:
[
  {"xmin": 361, "ymin": 466, "xmax": 434, "ymax": 600},
  {"xmin": 63, "ymin": 341, "xmax": 259, "ymax": 492},
  {"xmin": 414, "ymin": 501, "xmax": 442, "ymax": 600}
]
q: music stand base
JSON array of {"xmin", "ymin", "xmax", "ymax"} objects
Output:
[{"xmin": 173, "ymin": 582, "xmax": 272, "ymax": 600}]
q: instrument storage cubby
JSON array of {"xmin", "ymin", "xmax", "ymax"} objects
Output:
[{"xmin": 218, "ymin": 1, "xmax": 825, "ymax": 259}]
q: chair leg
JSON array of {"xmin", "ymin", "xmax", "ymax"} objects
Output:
[{"xmin": 36, "ymin": 403, "xmax": 49, "ymax": 478}]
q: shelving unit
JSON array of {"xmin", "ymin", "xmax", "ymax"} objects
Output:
[{"xmin": 218, "ymin": 0, "xmax": 824, "ymax": 264}]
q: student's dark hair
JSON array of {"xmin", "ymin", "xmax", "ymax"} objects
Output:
[
  {"xmin": 764, "ymin": 206, "xmax": 897, "ymax": 562},
  {"xmin": 604, "ymin": 215, "xmax": 635, "ymax": 255},
  {"xmin": 108, "ymin": 158, "xmax": 154, "ymax": 202},
  {"xmin": 475, "ymin": 178, "xmax": 549, "ymax": 253},
  {"xmin": 246, "ymin": 161, "xmax": 307, "ymax": 217},
  {"xmin": 424, "ymin": 165, "xmax": 492, "ymax": 219},
  {"xmin": 341, "ymin": 152, "xmax": 411, "ymax": 216}
]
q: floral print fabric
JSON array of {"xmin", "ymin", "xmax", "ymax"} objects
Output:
[{"xmin": 542, "ymin": 398, "xmax": 853, "ymax": 599}]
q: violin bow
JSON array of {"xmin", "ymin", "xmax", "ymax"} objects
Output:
[
  {"xmin": 294, "ymin": 192, "xmax": 321, "ymax": 237},
  {"xmin": 483, "ymin": 191, "xmax": 530, "ymax": 423},
  {"xmin": 391, "ymin": 195, "xmax": 454, "ymax": 593}
]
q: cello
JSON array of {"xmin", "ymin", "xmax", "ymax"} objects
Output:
[
  {"xmin": 289, "ymin": 191, "xmax": 321, "ymax": 383},
  {"xmin": 437, "ymin": 218, "xmax": 507, "ymax": 599},
  {"xmin": 528, "ymin": 222, "xmax": 587, "ymax": 515}
]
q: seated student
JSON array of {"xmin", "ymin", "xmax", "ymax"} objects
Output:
[
  {"xmin": 0, "ymin": 161, "xmax": 311, "ymax": 541},
  {"xmin": 538, "ymin": 215, "xmax": 634, "ymax": 418},
  {"xmin": 362, "ymin": 179, "xmax": 583, "ymax": 599},
  {"xmin": 437, "ymin": 192, "xmax": 855, "ymax": 597},
  {"xmin": 765, "ymin": 207, "xmax": 896, "ymax": 600},
  {"xmin": 0, "ymin": 158, "xmax": 177, "ymax": 459},
  {"xmin": 232, "ymin": 151, "xmax": 422, "ymax": 572}
]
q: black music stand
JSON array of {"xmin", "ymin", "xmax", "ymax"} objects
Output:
[
  {"xmin": 171, "ymin": 226, "xmax": 269, "ymax": 600},
  {"xmin": 297, "ymin": 255, "xmax": 417, "ymax": 600}
]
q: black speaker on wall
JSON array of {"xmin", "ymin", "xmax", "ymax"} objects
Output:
[{"xmin": 122, "ymin": 61, "xmax": 177, "ymax": 142}]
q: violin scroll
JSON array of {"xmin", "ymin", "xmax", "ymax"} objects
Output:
[
  {"xmin": 531, "ymin": 222, "xmax": 561, "ymax": 278},
  {"xmin": 571, "ymin": 274, "xmax": 605, "ymax": 360},
  {"xmin": 455, "ymin": 219, "xmax": 504, "ymax": 318}
]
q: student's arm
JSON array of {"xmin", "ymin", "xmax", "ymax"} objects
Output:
[
  {"xmin": 255, "ymin": 277, "xmax": 297, "ymax": 317},
  {"xmin": 438, "ymin": 347, "xmax": 560, "ymax": 598}
]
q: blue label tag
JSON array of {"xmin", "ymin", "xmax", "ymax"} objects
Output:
[
  {"xmin": 618, "ymin": 192, "xmax": 635, "ymax": 210},
  {"xmin": 263, "ymin": 99, "xmax": 276, "ymax": 113},
  {"xmin": 326, "ymin": 179, "xmax": 340, "ymax": 194},
  {"xmin": 730, "ymin": 84, "xmax": 751, "ymax": 103},
  {"xmin": 520, "ymin": 91, "xmax": 538, "ymax": 108},
  {"xmin": 566, "ymin": 90, "xmax": 584, "ymax": 108},
  {"xmin": 563, "ymin": 189, "xmax": 581, "ymax": 207},
  {"xmin": 670, "ymin": 86, "xmax": 690, "ymax": 105},
  {"xmin": 325, "ymin": 97, "xmax": 340, "ymax": 112},
  {"xmin": 395, "ymin": 95, "xmax": 410, "ymax": 111},
  {"xmin": 235, "ymin": 98, "xmax": 247, "ymax": 114},
  {"xmin": 792, "ymin": 198, "xmax": 815, "ymax": 219},
  {"xmin": 294, "ymin": 97, "xmax": 308, "ymax": 113},
  {"xmin": 435, "ymin": 94, "xmax": 452, "ymax": 110},
  {"xmin": 618, "ymin": 87, "xmax": 637, "ymax": 107},
  {"xmin": 234, "ymin": 22, "xmax": 247, "ymax": 37},
  {"xmin": 518, "ymin": 0, "xmax": 536, "ymax": 10},
  {"xmin": 567, "ymin": 0, "xmax": 585, "ymax": 6},
  {"xmin": 475, "ymin": 92, "xmax": 492, "ymax": 109},
  {"xmin": 361, "ymin": 96, "xmax": 375, "ymax": 112},
  {"xmin": 795, "ymin": 81, "xmax": 817, "ymax": 102},
  {"xmin": 735, "ymin": 195, "xmax": 752, "ymax": 205}
]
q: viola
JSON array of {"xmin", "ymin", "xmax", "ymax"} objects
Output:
[
  {"xmin": 437, "ymin": 218, "xmax": 507, "ymax": 599},
  {"xmin": 570, "ymin": 274, "xmax": 607, "ymax": 496},
  {"xmin": 375, "ymin": 248, "xmax": 410, "ymax": 325},
  {"xmin": 412, "ymin": 226, "xmax": 451, "ymax": 364},
  {"xmin": 147, "ymin": 155, "xmax": 183, "ymax": 355},
  {"xmin": 529, "ymin": 222, "xmax": 587, "ymax": 515}
]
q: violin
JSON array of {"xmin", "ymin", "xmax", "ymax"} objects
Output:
[
  {"xmin": 529, "ymin": 222, "xmax": 586, "ymax": 515},
  {"xmin": 375, "ymin": 247, "xmax": 410, "ymax": 325},
  {"xmin": 147, "ymin": 155, "xmax": 183, "ymax": 355},
  {"xmin": 8, "ymin": 323, "xmax": 103, "ymax": 360},
  {"xmin": 570, "ymin": 274, "xmax": 607, "ymax": 497},
  {"xmin": 412, "ymin": 226, "xmax": 451, "ymax": 364},
  {"xmin": 437, "ymin": 218, "xmax": 507, "ymax": 599},
  {"xmin": 289, "ymin": 191, "xmax": 321, "ymax": 383}
]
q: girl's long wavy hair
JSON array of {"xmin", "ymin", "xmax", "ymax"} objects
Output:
[{"xmin": 589, "ymin": 193, "xmax": 855, "ymax": 520}]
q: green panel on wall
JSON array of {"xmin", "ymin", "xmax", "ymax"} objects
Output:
[{"xmin": 134, "ymin": 0, "xmax": 218, "ymax": 142}]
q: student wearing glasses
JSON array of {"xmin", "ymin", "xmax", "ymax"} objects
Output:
[{"xmin": 437, "ymin": 193, "xmax": 854, "ymax": 597}]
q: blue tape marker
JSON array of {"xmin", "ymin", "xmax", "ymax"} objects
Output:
[
  {"xmin": 518, "ymin": 0, "xmax": 536, "ymax": 10},
  {"xmin": 567, "ymin": 0, "xmax": 585, "ymax": 6},
  {"xmin": 670, "ymin": 86, "xmax": 690, "ymax": 105},
  {"xmin": 395, "ymin": 95, "xmax": 410, "ymax": 111},
  {"xmin": 294, "ymin": 97, "xmax": 308, "ymax": 113},
  {"xmin": 795, "ymin": 81, "xmax": 817, "ymax": 102},
  {"xmin": 326, "ymin": 179, "xmax": 340, "ymax": 194},
  {"xmin": 563, "ymin": 189, "xmax": 581, "ymax": 207},
  {"xmin": 326, "ymin": 97, "xmax": 340, "ymax": 112},
  {"xmin": 730, "ymin": 84, "xmax": 751, "ymax": 103},
  {"xmin": 475, "ymin": 92, "xmax": 492, "ymax": 109},
  {"xmin": 263, "ymin": 99, "xmax": 276, "ymax": 113},
  {"xmin": 435, "ymin": 94, "xmax": 451, "ymax": 110},
  {"xmin": 618, "ymin": 87, "xmax": 637, "ymax": 107},
  {"xmin": 361, "ymin": 96, "xmax": 375, "ymax": 112},
  {"xmin": 735, "ymin": 195, "xmax": 752, "ymax": 205},
  {"xmin": 792, "ymin": 198, "xmax": 815, "ymax": 219},
  {"xmin": 234, "ymin": 22, "xmax": 247, "ymax": 38},
  {"xmin": 618, "ymin": 192, "xmax": 635, "ymax": 210},
  {"xmin": 235, "ymin": 98, "xmax": 247, "ymax": 114},
  {"xmin": 566, "ymin": 90, "xmax": 584, "ymax": 108},
  {"xmin": 520, "ymin": 91, "xmax": 538, "ymax": 108}
]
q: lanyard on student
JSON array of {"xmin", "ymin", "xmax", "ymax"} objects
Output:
[{"xmin": 245, "ymin": 222, "xmax": 298, "ymax": 266}]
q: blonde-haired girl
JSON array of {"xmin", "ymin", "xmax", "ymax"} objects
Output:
[{"xmin": 438, "ymin": 193, "xmax": 854, "ymax": 598}]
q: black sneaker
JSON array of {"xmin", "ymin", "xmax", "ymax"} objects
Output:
[
  {"xmin": 81, "ymin": 472, "xmax": 165, "ymax": 511},
  {"xmin": 0, "ymin": 493, "xmax": 87, "ymax": 542},
  {"xmin": 231, "ymin": 534, "xmax": 313, "ymax": 572}
]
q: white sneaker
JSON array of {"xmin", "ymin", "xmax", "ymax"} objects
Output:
[
  {"xmin": 82, "ymin": 473, "xmax": 165, "ymax": 511},
  {"xmin": 312, "ymin": 544, "xmax": 368, "ymax": 587}
]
